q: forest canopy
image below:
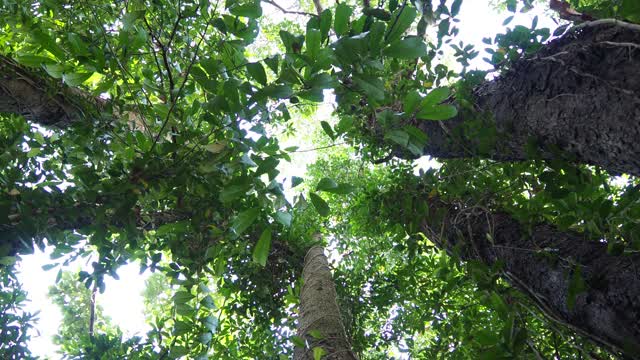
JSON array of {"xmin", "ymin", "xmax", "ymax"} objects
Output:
[{"xmin": 1, "ymin": 0, "xmax": 640, "ymax": 359}]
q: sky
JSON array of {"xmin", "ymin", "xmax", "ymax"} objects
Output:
[{"xmin": 15, "ymin": 1, "xmax": 558, "ymax": 358}]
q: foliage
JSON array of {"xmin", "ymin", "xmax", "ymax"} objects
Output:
[
  {"xmin": 0, "ymin": 0, "xmax": 638, "ymax": 358},
  {"xmin": 47, "ymin": 270, "xmax": 137, "ymax": 358},
  {"xmin": 0, "ymin": 264, "xmax": 35, "ymax": 359}
]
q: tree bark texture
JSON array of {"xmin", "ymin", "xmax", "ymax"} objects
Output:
[
  {"xmin": 403, "ymin": 20, "xmax": 640, "ymax": 176},
  {"xmin": 294, "ymin": 246, "xmax": 357, "ymax": 360},
  {"xmin": 422, "ymin": 198, "xmax": 640, "ymax": 358},
  {"xmin": 0, "ymin": 55, "xmax": 104, "ymax": 127},
  {"xmin": 0, "ymin": 188, "xmax": 190, "ymax": 256}
]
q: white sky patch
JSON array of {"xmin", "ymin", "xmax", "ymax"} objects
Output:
[{"xmin": 16, "ymin": 1, "xmax": 564, "ymax": 357}]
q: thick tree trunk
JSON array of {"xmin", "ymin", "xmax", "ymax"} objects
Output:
[
  {"xmin": 294, "ymin": 246, "xmax": 357, "ymax": 360},
  {"xmin": 422, "ymin": 198, "xmax": 640, "ymax": 358},
  {"xmin": 401, "ymin": 20, "xmax": 640, "ymax": 176},
  {"xmin": 0, "ymin": 188, "xmax": 190, "ymax": 256},
  {"xmin": 0, "ymin": 55, "xmax": 104, "ymax": 127}
]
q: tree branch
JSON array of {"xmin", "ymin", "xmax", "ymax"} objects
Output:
[{"xmin": 261, "ymin": 0, "xmax": 317, "ymax": 17}]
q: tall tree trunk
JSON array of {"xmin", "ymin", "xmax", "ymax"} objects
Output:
[
  {"xmin": 0, "ymin": 55, "xmax": 104, "ymax": 127},
  {"xmin": 422, "ymin": 198, "xmax": 640, "ymax": 358},
  {"xmin": 392, "ymin": 20, "xmax": 640, "ymax": 176},
  {"xmin": 294, "ymin": 246, "xmax": 357, "ymax": 360}
]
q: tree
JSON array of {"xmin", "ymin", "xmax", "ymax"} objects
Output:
[
  {"xmin": 1, "ymin": 0, "xmax": 639, "ymax": 358},
  {"xmin": 294, "ymin": 246, "xmax": 357, "ymax": 360},
  {"xmin": 47, "ymin": 270, "xmax": 139, "ymax": 359}
]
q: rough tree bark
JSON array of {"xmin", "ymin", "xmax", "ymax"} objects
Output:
[
  {"xmin": 0, "ymin": 187, "xmax": 191, "ymax": 256},
  {"xmin": 0, "ymin": 55, "xmax": 104, "ymax": 128},
  {"xmin": 294, "ymin": 246, "xmax": 357, "ymax": 360},
  {"xmin": 421, "ymin": 198, "xmax": 640, "ymax": 358},
  {"xmin": 396, "ymin": 20, "xmax": 640, "ymax": 176}
]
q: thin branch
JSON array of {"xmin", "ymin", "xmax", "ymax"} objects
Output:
[
  {"xmin": 312, "ymin": 0, "xmax": 323, "ymax": 17},
  {"xmin": 291, "ymin": 142, "xmax": 346, "ymax": 153},
  {"xmin": 149, "ymin": 6, "xmax": 209, "ymax": 153},
  {"xmin": 261, "ymin": 0, "xmax": 317, "ymax": 17}
]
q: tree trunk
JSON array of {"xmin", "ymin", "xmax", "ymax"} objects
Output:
[
  {"xmin": 294, "ymin": 246, "xmax": 357, "ymax": 360},
  {"xmin": 422, "ymin": 198, "xmax": 640, "ymax": 358},
  {"xmin": 0, "ymin": 55, "xmax": 104, "ymax": 128},
  {"xmin": 397, "ymin": 20, "xmax": 640, "ymax": 176}
]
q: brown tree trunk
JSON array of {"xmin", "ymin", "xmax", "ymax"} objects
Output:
[
  {"xmin": 394, "ymin": 20, "xmax": 640, "ymax": 176},
  {"xmin": 422, "ymin": 198, "xmax": 640, "ymax": 358},
  {"xmin": 0, "ymin": 55, "xmax": 104, "ymax": 128},
  {"xmin": 294, "ymin": 246, "xmax": 357, "ymax": 360}
]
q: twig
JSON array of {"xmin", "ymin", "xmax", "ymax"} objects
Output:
[
  {"xmin": 261, "ymin": 0, "xmax": 317, "ymax": 17},
  {"xmin": 291, "ymin": 142, "xmax": 347, "ymax": 153}
]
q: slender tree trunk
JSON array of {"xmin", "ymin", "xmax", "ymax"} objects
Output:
[
  {"xmin": 422, "ymin": 198, "xmax": 640, "ymax": 358},
  {"xmin": 294, "ymin": 246, "xmax": 357, "ymax": 360},
  {"xmin": 392, "ymin": 20, "xmax": 640, "ymax": 176},
  {"xmin": 88, "ymin": 285, "xmax": 97, "ymax": 340}
]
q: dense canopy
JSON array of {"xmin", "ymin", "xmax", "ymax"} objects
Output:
[{"xmin": 1, "ymin": 0, "xmax": 640, "ymax": 359}]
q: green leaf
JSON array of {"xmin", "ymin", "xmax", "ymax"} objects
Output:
[
  {"xmin": 306, "ymin": 28, "xmax": 321, "ymax": 58},
  {"xmin": 353, "ymin": 75, "xmax": 385, "ymax": 103},
  {"xmin": 199, "ymin": 332, "xmax": 213, "ymax": 345},
  {"xmin": 385, "ymin": 129, "xmax": 409, "ymax": 147},
  {"xmin": 0, "ymin": 257, "xmax": 17, "ymax": 266},
  {"xmin": 320, "ymin": 121, "xmax": 335, "ymax": 140},
  {"xmin": 309, "ymin": 329, "xmax": 324, "ymax": 339},
  {"xmin": 422, "ymin": 87, "xmax": 450, "ymax": 107},
  {"xmin": 174, "ymin": 291, "xmax": 194, "ymax": 304},
  {"xmin": 313, "ymin": 347, "xmax": 327, "ymax": 360},
  {"xmin": 156, "ymin": 220, "xmax": 190, "ymax": 236},
  {"xmin": 309, "ymin": 192, "xmax": 330, "ymax": 216},
  {"xmin": 291, "ymin": 335, "xmax": 306, "ymax": 348},
  {"xmin": 232, "ymin": 208, "xmax": 260, "ymax": 235},
  {"xmin": 416, "ymin": 105, "xmax": 458, "ymax": 120},
  {"xmin": 319, "ymin": 9, "xmax": 332, "ymax": 40},
  {"xmin": 334, "ymin": 4, "xmax": 353, "ymax": 36},
  {"xmin": 368, "ymin": 21, "xmax": 387, "ymax": 53},
  {"xmin": 229, "ymin": 0, "xmax": 262, "ymax": 18},
  {"xmin": 264, "ymin": 55, "xmax": 279, "ymax": 73},
  {"xmin": 252, "ymin": 228, "xmax": 272, "ymax": 267},
  {"xmin": 275, "ymin": 211, "xmax": 292, "ymax": 227},
  {"xmin": 16, "ymin": 54, "xmax": 55, "ymax": 67},
  {"xmin": 404, "ymin": 90, "xmax": 422, "ymax": 113},
  {"xmin": 385, "ymin": 6, "xmax": 417, "ymax": 43},
  {"xmin": 41, "ymin": 264, "xmax": 57, "ymax": 271},
  {"xmin": 451, "ymin": 0, "xmax": 463, "ymax": 17},
  {"xmin": 382, "ymin": 36, "xmax": 427, "ymax": 59},
  {"xmin": 567, "ymin": 266, "xmax": 586, "ymax": 311},
  {"xmin": 63, "ymin": 72, "xmax": 93, "ymax": 86},
  {"xmin": 26, "ymin": 148, "xmax": 41, "ymax": 158},
  {"xmin": 325, "ymin": 183, "xmax": 355, "ymax": 195},
  {"xmin": 246, "ymin": 62, "xmax": 267, "ymax": 85},
  {"xmin": 67, "ymin": 33, "xmax": 90, "ymax": 56},
  {"xmin": 262, "ymin": 84, "xmax": 293, "ymax": 99},
  {"xmin": 502, "ymin": 15, "xmax": 514, "ymax": 26},
  {"xmin": 220, "ymin": 183, "xmax": 251, "ymax": 202},
  {"xmin": 292, "ymin": 176, "xmax": 304, "ymax": 187},
  {"xmin": 316, "ymin": 177, "xmax": 338, "ymax": 191}
]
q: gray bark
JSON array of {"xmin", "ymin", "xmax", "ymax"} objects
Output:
[
  {"xmin": 0, "ymin": 55, "xmax": 104, "ymax": 127},
  {"xmin": 402, "ymin": 20, "xmax": 640, "ymax": 176},
  {"xmin": 294, "ymin": 246, "xmax": 357, "ymax": 360},
  {"xmin": 422, "ymin": 198, "xmax": 640, "ymax": 358}
]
